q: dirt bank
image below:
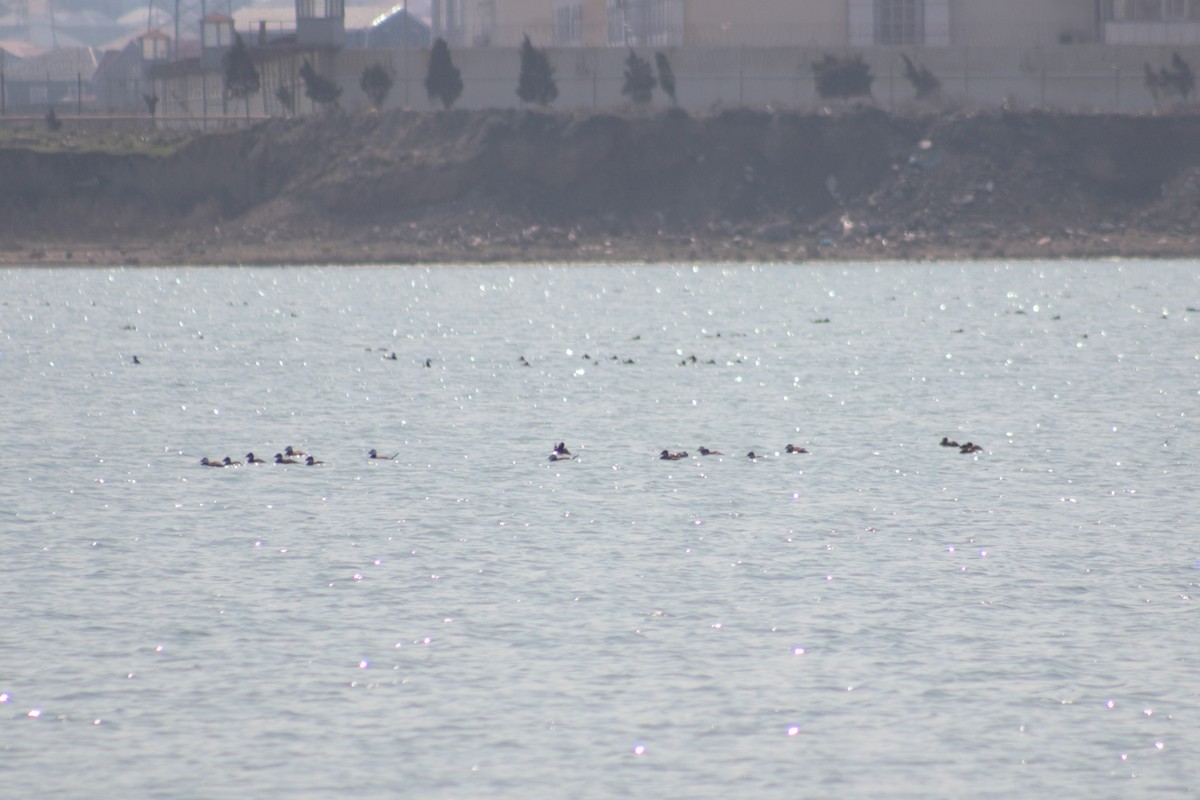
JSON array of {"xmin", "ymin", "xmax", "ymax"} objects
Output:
[{"xmin": 3, "ymin": 107, "xmax": 1200, "ymax": 266}]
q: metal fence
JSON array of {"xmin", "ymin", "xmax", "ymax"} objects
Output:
[{"xmin": 10, "ymin": 43, "xmax": 1198, "ymax": 130}]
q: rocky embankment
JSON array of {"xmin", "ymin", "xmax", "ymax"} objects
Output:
[{"xmin": 2, "ymin": 107, "xmax": 1200, "ymax": 266}]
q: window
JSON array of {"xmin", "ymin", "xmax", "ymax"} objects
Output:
[
  {"xmin": 1117, "ymin": 0, "xmax": 1200, "ymax": 19},
  {"xmin": 875, "ymin": 0, "xmax": 923, "ymax": 44},
  {"xmin": 555, "ymin": 2, "xmax": 582, "ymax": 45},
  {"xmin": 607, "ymin": 0, "xmax": 681, "ymax": 46}
]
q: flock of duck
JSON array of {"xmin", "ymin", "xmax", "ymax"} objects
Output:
[
  {"xmin": 940, "ymin": 437, "xmax": 985, "ymax": 454},
  {"xmin": 553, "ymin": 439, "xmax": 981, "ymax": 461},
  {"xmin": 201, "ymin": 438, "xmax": 982, "ymax": 468},
  {"xmin": 198, "ymin": 445, "xmax": 398, "ymax": 468}
]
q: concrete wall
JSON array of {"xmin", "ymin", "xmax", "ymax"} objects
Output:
[{"xmin": 149, "ymin": 43, "xmax": 1200, "ymax": 124}]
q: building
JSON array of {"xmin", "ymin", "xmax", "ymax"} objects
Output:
[
  {"xmin": 1, "ymin": 45, "xmax": 96, "ymax": 112},
  {"xmin": 1102, "ymin": 0, "xmax": 1200, "ymax": 44},
  {"xmin": 534, "ymin": 1, "xmax": 1110, "ymax": 49}
]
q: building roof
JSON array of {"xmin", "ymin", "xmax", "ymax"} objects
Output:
[
  {"xmin": 0, "ymin": 39, "xmax": 48, "ymax": 59},
  {"xmin": 229, "ymin": 1, "xmax": 430, "ymax": 32}
]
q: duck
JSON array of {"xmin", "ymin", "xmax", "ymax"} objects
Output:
[
  {"xmin": 746, "ymin": 451, "xmax": 761, "ymax": 460},
  {"xmin": 660, "ymin": 450, "xmax": 688, "ymax": 461},
  {"xmin": 199, "ymin": 456, "xmax": 225, "ymax": 467},
  {"xmin": 698, "ymin": 446, "xmax": 723, "ymax": 456},
  {"xmin": 284, "ymin": 446, "xmax": 307, "ymax": 457},
  {"xmin": 960, "ymin": 442, "xmax": 984, "ymax": 454},
  {"xmin": 785, "ymin": 444, "xmax": 809, "ymax": 454},
  {"xmin": 131, "ymin": 355, "xmax": 141, "ymax": 364},
  {"xmin": 548, "ymin": 452, "xmax": 574, "ymax": 462},
  {"xmin": 553, "ymin": 442, "xmax": 572, "ymax": 456},
  {"xmin": 305, "ymin": 455, "xmax": 323, "ymax": 466},
  {"xmin": 940, "ymin": 437, "xmax": 960, "ymax": 448},
  {"xmin": 245, "ymin": 452, "xmax": 267, "ymax": 464},
  {"xmin": 368, "ymin": 449, "xmax": 396, "ymax": 460},
  {"xmin": 274, "ymin": 453, "xmax": 299, "ymax": 464},
  {"xmin": 223, "ymin": 456, "xmax": 243, "ymax": 466}
]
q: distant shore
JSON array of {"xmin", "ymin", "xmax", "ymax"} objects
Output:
[
  {"xmin": 2, "ymin": 227, "xmax": 1198, "ymax": 268},
  {"xmin": 3, "ymin": 107, "xmax": 1200, "ymax": 267}
]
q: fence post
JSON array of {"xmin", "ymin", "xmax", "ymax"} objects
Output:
[
  {"xmin": 962, "ymin": 47, "xmax": 968, "ymax": 98},
  {"xmin": 888, "ymin": 54, "xmax": 893, "ymax": 109},
  {"xmin": 738, "ymin": 46, "xmax": 744, "ymax": 106},
  {"xmin": 1113, "ymin": 64, "xmax": 1120, "ymax": 111}
]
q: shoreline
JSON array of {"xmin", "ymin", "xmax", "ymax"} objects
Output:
[{"xmin": 3, "ymin": 228, "xmax": 1196, "ymax": 268}]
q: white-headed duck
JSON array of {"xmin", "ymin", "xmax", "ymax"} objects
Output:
[
  {"xmin": 698, "ymin": 446, "xmax": 723, "ymax": 456},
  {"xmin": 785, "ymin": 444, "xmax": 808, "ymax": 454},
  {"xmin": 246, "ymin": 452, "xmax": 267, "ymax": 464},
  {"xmin": 368, "ymin": 449, "xmax": 396, "ymax": 460},
  {"xmin": 275, "ymin": 453, "xmax": 299, "ymax": 464},
  {"xmin": 660, "ymin": 450, "xmax": 688, "ymax": 461}
]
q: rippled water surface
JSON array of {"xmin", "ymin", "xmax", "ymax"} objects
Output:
[{"xmin": 2, "ymin": 261, "xmax": 1198, "ymax": 798}]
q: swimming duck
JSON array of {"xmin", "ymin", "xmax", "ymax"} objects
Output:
[
  {"xmin": 274, "ymin": 453, "xmax": 299, "ymax": 464},
  {"xmin": 960, "ymin": 442, "xmax": 984, "ymax": 454},
  {"xmin": 131, "ymin": 355, "xmax": 141, "ymax": 364},
  {"xmin": 660, "ymin": 450, "xmax": 688, "ymax": 461},
  {"xmin": 223, "ymin": 456, "xmax": 242, "ymax": 466},
  {"xmin": 245, "ymin": 452, "xmax": 267, "ymax": 464},
  {"xmin": 305, "ymin": 455, "xmax": 323, "ymax": 466},
  {"xmin": 548, "ymin": 452, "xmax": 574, "ymax": 462},
  {"xmin": 785, "ymin": 444, "xmax": 808, "ymax": 454},
  {"xmin": 698, "ymin": 446, "xmax": 723, "ymax": 456},
  {"xmin": 199, "ymin": 456, "xmax": 225, "ymax": 467},
  {"xmin": 368, "ymin": 449, "xmax": 396, "ymax": 460},
  {"xmin": 284, "ymin": 446, "xmax": 306, "ymax": 457},
  {"xmin": 940, "ymin": 437, "xmax": 960, "ymax": 448},
  {"xmin": 746, "ymin": 451, "xmax": 760, "ymax": 460},
  {"xmin": 553, "ymin": 442, "xmax": 572, "ymax": 456}
]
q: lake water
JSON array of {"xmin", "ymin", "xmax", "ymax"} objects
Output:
[{"xmin": 2, "ymin": 261, "xmax": 1198, "ymax": 798}]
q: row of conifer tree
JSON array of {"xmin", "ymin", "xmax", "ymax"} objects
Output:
[{"xmin": 215, "ymin": 34, "xmax": 679, "ymax": 117}]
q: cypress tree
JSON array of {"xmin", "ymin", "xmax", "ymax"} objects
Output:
[
  {"xmin": 425, "ymin": 38, "xmax": 464, "ymax": 110},
  {"xmin": 223, "ymin": 33, "xmax": 261, "ymax": 123},
  {"xmin": 360, "ymin": 63, "xmax": 395, "ymax": 110},
  {"xmin": 622, "ymin": 49, "xmax": 656, "ymax": 105},
  {"xmin": 299, "ymin": 59, "xmax": 342, "ymax": 109},
  {"xmin": 655, "ymin": 52, "xmax": 677, "ymax": 105},
  {"xmin": 516, "ymin": 34, "xmax": 558, "ymax": 106}
]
